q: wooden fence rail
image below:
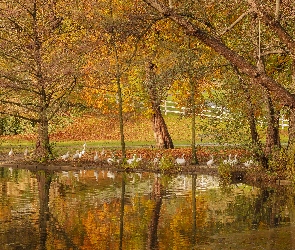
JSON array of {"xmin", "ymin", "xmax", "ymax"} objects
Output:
[{"xmin": 160, "ymin": 100, "xmax": 289, "ymax": 129}]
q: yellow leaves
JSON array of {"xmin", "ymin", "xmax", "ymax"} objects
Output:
[{"xmin": 81, "ymin": 200, "xmax": 124, "ymax": 249}]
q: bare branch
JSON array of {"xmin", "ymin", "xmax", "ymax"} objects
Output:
[
  {"xmin": 247, "ymin": 0, "xmax": 295, "ymax": 58},
  {"xmin": 219, "ymin": 9, "xmax": 252, "ymax": 36},
  {"xmin": 275, "ymin": 0, "xmax": 281, "ymax": 21},
  {"xmin": 261, "ymin": 49, "xmax": 286, "ymax": 57}
]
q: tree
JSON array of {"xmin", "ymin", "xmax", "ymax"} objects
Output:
[
  {"xmin": 80, "ymin": 0, "xmax": 154, "ymax": 158},
  {"xmin": 139, "ymin": 17, "xmax": 191, "ymax": 149},
  {"xmin": 0, "ymin": 0, "xmax": 82, "ymax": 160},
  {"xmin": 145, "ymin": 61, "xmax": 174, "ymax": 148},
  {"xmin": 142, "ymin": 0, "xmax": 295, "ymax": 119},
  {"xmin": 142, "ymin": 0, "xmax": 295, "ymax": 166}
]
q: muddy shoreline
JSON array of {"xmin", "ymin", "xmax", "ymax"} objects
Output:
[{"xmin": 0, "ymin": 158, "xmax": 286, "ymax": 188}]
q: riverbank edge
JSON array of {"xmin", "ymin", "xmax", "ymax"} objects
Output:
[{"xmin": 0, "ymin": 158, "xmax": 287, "ymax": 188}]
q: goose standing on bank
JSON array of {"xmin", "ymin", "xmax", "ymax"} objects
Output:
[
  {"xmin": 127, "ymin": 154, "xmax": 136, "ymax": 165},
  {"xmin": 94, "ymin": 151, "xmax": 99, "ymax": 162},
  {"xmin": 8, "ymin": 148, "xmax": 13, "ymax": 157},
  {"xmin": 223, "ymin": 154, "xmax": 231, "ymax": 164},
  {"xmin": 24, "ymin": 147, "xmax": 28, "ymax": 159},
  {"xmin": 176, "ymin": 154, "xmax": 186, "ymax": 165},
  {"xmin": 73, "ymin": 150, "xmax": 81, "ymax": 160},
  {"xmin": 206, "ymin": 155, "xmax": 214, "ymax": 167},
  {"xmin": 61, "ymin": 151, "xmax": 70, "ymax": 161}
]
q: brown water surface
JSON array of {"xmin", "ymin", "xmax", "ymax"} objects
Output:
[{"xmin": 0, "ymin": 166, "xmax": 294, "ymax": 249}]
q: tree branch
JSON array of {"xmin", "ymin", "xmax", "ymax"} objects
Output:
[
  {"xmin": 247, "ymin": 0, "xmax": 295, "ymax": 58},
  {"xmin": 219, "ymin": 9, "xmax": 252, "ymax": 36},
  {"xmin": 0, "ymin": 110, "xmax": 39, "ymax": 123},
  {"xmin": 142, "ymin": 0, "xmax": 295, "ymax": 108}
]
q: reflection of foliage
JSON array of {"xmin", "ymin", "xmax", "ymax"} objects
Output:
[
  {"xmin": 158, "ymin": 194, "xmax": 209, "ymax": 248},
  {"xmin": 218, "ymin": 163, "xmax": 232, "ymax": 186},
  {"xmin": 4, "ymin": 168, "xmax": 295, "ymax": 249},
  {"xmin": 82, "ymin": 202, "xmax": 120, "ymax": 249}
]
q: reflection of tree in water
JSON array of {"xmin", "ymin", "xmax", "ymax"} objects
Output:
[
  {"xmin": 147, "ymin": 175, "xmax": 164, "ymax": 250},
  {"xmin": 36, "ymin": 170, "xmax": 79, "ymax": 250},
  {"xmin": 252, "ymin": 186, "xmax": 292, "ymax": 229},
  {"xmin": 119, "ymin": 175, "xmax": 126, "ymax": 250},
  {"xmin": 36, "ymin": 170, "xmax": 51, "ymax": 250}
]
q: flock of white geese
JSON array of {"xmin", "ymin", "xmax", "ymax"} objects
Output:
[{"xmin": 6, "ymin": 143, "xmax": 254, "ymax": 167}]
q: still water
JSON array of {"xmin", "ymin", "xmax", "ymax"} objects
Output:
[{"xmin": 0, "ymin": 166, "xmax": 294, "ymax": 250}]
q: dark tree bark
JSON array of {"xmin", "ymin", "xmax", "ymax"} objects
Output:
[
  {"xmin": 265, "ymin": 93, "xmax": 281, "ymax": 156},
  {"xmin": 36, "ymin": 171, "xmax": 52, "ymax": 250},
  {"xmin": 239, "ymin": 75, "xmax": 268, "ymax": 168},
  {"xmin": 288, "ymin": 108, "xmax": 295, "ymax": 148},
  {"xmin": 190, "ymin": 79, "xmax": 198, "ymax": 164},
  {"xmin": 145, "ymin": 62, "xmax": 174, "ymax": 149},
  {"xmin": 152, "ymin": 107, "xmax": 174, "ymax": 149},
  {"xmin": 147, "ymin": 177, "xmax": 163, "ymax": 250},
  {"xmin": 35, "ymin": 117, "xmax": 52, "ymax": 160}
]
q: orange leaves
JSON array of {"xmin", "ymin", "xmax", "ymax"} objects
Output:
[{"xmin": 82, "ymin": 202, "xmax": 121, "ymax": 249}]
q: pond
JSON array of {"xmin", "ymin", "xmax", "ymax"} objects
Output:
[{"xmin": 0, "ymin": 166, "xmax": 294, "ymax": 250}]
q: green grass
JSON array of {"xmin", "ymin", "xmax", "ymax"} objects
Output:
[{"xmin": 0, "ymin": 113, "xmax": 290, "ymax": 153}]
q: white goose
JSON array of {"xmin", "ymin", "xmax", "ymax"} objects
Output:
[
  {"xmin": 61, "ymin": 151, "xmax": 70, "ymax": 161},
  {"xmin": 231, "ymin": 154, "xmax": 238, "ymax": 165},
  {"xmin": 24, "ymin": 147, "xmax": 28, "ymax": 158},
  {"xmin": 127, "ymin": 154, "xmax": 136, "ymax": 165},
  {"xmin": 94, "ymin": 151, "xmax": 99, "ymax": 162},
  {"xmin": 223, "ymin": 154, "xmax": 231, "ymax": 164},
  {"xmin": 8, "ymin": 148, "xmax": 13, "ymax": 157},
  {"xmin": 176, "ymin": 154, "xmax": 186, "ymax": 165},
  {"xmin": 73, "ymin": 150, "xmax": 81, "ymax": 160},
  {"xmin": 243, "ymin": 159, "xmax": 253, "ymax": 167},
  {"xmin": 136, "ymin": 154, "xmax": 142, "ymax": 162},
  {"xmin": 206, "ymin": 155, "xmax": 214, "ymax": 167},
  {"xmin": 81, "ymin": 143, "xmax": 86, "ymax": 156}
]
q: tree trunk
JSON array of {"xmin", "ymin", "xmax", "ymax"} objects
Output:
[
  {"xmin": 190, "ymin": 78, "xmax": 198, "ymax": 164},
  {"xmin": 288, "ymin": 107, "xmax": 295, "ymax": 149},
  {"xmin": 152, "ymin": 107, "xmax": 174, "ymax": 149},
  {"xmin": 265, "ymin": 94, "xmax": 281, "ymax": 156},
  {"xmin": 238, "ymin": 73, "xmax": 269, "ymax": 168},
  {"xmin": 35, "ymin": 116, "xmax": 52, "ymax": 161},
  {"xmin": 145, "ymin": 61, "xmax": 174, "ymax": 149},
  {"xmin": 117, "ymin": 76, "xmax": 126, "ymax": 159}
]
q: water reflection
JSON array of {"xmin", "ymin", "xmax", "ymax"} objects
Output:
[{"xmin": 0, "ymin": 166, "xmax": 294, "ymax": 249}]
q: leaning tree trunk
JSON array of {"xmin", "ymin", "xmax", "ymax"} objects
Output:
[
  {"xmin": 152, "ymin": 107, "xmax": 174, "ymax": 149},
  {"xmin": 145, "ymin": 61, "xmax": 174, "ymax": 149}
]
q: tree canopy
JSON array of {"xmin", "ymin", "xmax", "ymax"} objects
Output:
[{"xmin": 0, "ymin": 0, "xmax": 295, "ymax": 167}]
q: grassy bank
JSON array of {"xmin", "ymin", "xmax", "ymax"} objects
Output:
[
  {"xmin": 0, "ymin": 113, "xmax": 289, "ymax": 152},
  {"xmin": 1, "ymin": 114, "xmax": 194, "ymax": 147}
]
